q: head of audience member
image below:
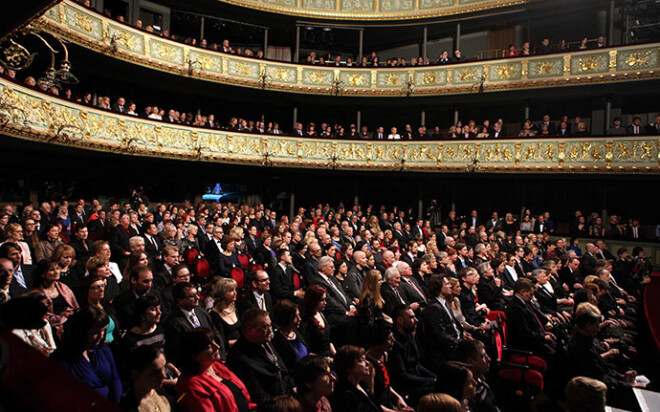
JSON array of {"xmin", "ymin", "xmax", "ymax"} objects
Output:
[
  {"xmin": 56, "ymin": 305, "xmax": 109, "ymax": 359},
  {"xmin": 0, "ymin": 242, "xmax": 22, "ymax": 269},
  {"xmin": 574, "ymin": 302, "xmax": 602, "ymax": 339},
  {"xmin": 333, "ymin": 345, "xmax": 369, "ymax": 384},
  {"xmin": 241, "ymin": 308, "xmax": 272, "ymax": 345},
  {"xmin": 436, "ymin": 362, "xmax": 477, "ymax": 408},
  {"xmin": 129, "ymin": 294, "xmax": 162, "ymax": 329},
  {"xmin": 294, "ymin": 355, "xmax": 334, "ymax": 407},
  {"xmin": 126, "ymin": 344, "xmax": 168, "ymax": 400},
  {"xmin": 417, "ymin": 393, "xmax": 462, "ymax": 412},
  {"xmin": 302, "ymin": 284, "xmax": 326, "ymax": 318},
  {"xmin": 455, "ymin": 340, "xmax": 490, "ymax": 380},
  {"xmin": 514, "ymin": 278, "xmax": 534, "ymax": 302},
  {"xmin": 129, "ymin": 264, "xmax": 153, "ymax": 296},
  {"xmin": 173, "ymin": 282, "xmax": 199, "ymax": 311},
  {"xmin": 564, "ymin": 376, "xmax": 607, "ymax": 412},
  {"xmin": 393, "ymin": 304, "xmax": 417, "ymax": 335},
  {"xmin": 272, "ymin": 299, "xmax": 302, "ymax": 334},
  {"xmin": 171, "ymin": 263, "xmax": 191, "ymax": 284},
  {"xmin": 162, "ymin": 246, "xmax": 180, "ymax": 268},
  {"xmin": 179, "ymin": 328, "xmax": 223, "ymax": 375},
  {"xmin": 258, "ymin": 396, "xmax": 303, "ymax": 412},
  {"xmin": 33, "ymin": 259, "xmax": 61, "ymax": 289}
]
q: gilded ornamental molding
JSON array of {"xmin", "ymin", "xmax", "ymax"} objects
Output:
[
  {"xmin": 2, "ymin": 77, "xmax": 659, "ymax": 174},
  {"xmin": 216, "ymin": 0, "xmax": 529, "ymax": 21},
  {"xmin": 29, "ymin": 1, "xmax": 660, "ymax": 97}
]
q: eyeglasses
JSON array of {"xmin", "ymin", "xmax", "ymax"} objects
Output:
[{"xmin": 256, "ymin": 278, "xmax": 270, "ymax": 282}]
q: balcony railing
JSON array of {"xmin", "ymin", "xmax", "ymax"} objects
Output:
[
  {"xmin": 26, "ymin": 1, "xmax": 660, "ymax": 97},
  {"xmin": 2, "ymin": 76, "xmax": 659, "ymax": 174}
]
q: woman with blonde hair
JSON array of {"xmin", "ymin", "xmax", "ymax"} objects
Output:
[
  {"xmin": 51, "ymin": 244, "xmax": 80, "ymax": 290},
  {"xmin": 209, "ymin": 277, "xmax": 241, "ymax": 348},
  {"xmin": 358, "ymin": 270, "xmax": 392, "ymax": 344},
  {"xmin": 2, "ymin": 222, "xmax": 32, "ymax": 264}
]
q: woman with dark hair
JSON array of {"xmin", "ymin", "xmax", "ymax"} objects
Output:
[
  {"xmin": 272, "ymin": 299, "xmax": 308, "ymax": 372},
  {"xmin": 53, "ymin": 306, "xmax": 122, "ymax": 402},
  {"xmin": 33, "ymin": 259, "xmax": 79, "ymax": 332},
  {"xmin": 176, "ymin": 328, "xmax": 254, "ymax": 412},
  {"xmin": 365, "ymin": 324, "xmax": 412, "ymax": 411},
  {"xmin": 259, "ymin": 395, "xmax": 304, "ymax": 412},
  {"xmin": 79, "ymin": 274, "xmax": 120, "ymax": 344},
  {"xmin": 294, "ymin": 355, "xmax": 334, "ymax": 412},
  {"xmin": 119, "ymin": 345, "xmax": 172, "ymax": 412},
  {"xmin": 330, "ymin": 345, "xmax": 380, "ymax": 412},
  {"xmin": 218, "ymin": 236, "xmax": 245, "ymax": 279},
  {"xmin": 122, "ymin": 250, "xmax": 150, "ymax": 284},
  {"xmin": 435, "ymin": 362, "xmax": 477, "ymax": 411},
  {"xmin": 300, "ymin": 285, "xmax": 335, "ymax": 357},
  {"xmin": 34, "ymin": 224, "xmax": 63, "ymax": 261},
  {"xmin": 256, "ymin": 231, "xmax": 277, "ymax": 270},
  {"xmin": 8, "ymin": 291, "xmax": 57, "ymax": 356}
]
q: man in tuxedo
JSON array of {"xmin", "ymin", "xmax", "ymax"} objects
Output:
[
  {"xmin": 381, "ymin": 267, "xmax": 408, "ymax": 316},
  {"xmin": 112, "ymin": 265, "xmax": 157, "ymax": 328},
  {"xmin": 422, "ymin": 275, "xmax": 464, "ymax": 372},
  {"xmin": 512, "ymin": 246, "xmax": 526, "ymax": 279},
  {"xmin": 559, "ymin": 257, "xmax": 582, "ymax": 291},
  {"xmin": 344, "ymin": 250, "xmax": 368, "ymax": 300},
  {"xmin": 269, "ymin": 249, "xmax": 304, "ymax": 303},
  {"xmin": 374, "ymin": 126, "xmax": 385, "ymax": 140},
  {"xmin": 491, "ymin": 122, "xmax": 504, "ymax": 138},
  {"xmin": 0, "ymin": 243, "xmax": 33, "ymax": 298},
  {"xmin": 626, "ymin": 219, "xmax": 642, "ymax": 240},
  {"xmin": 70, "ymin": 203, "xmax": 88, "ymax": 230},
  {"xmin": 164, "ymin": 281, "xmax": 224, "ymax": 365},
  {"xmin": 245, "ymin": 225, "xmax": 262, "ymax": 259},
  {"xmin": 204, "ymin": 226, "xmax": 224, "ymax": 277},
  {"xmin": 556, "ymin": 121, "xmax": 570, "ymax": 136},
  {"xmin": 627, "ymin": 117, "xmax": 644, "ymax": 135},
  {"xmin": 387, "ymin": 305, "xmax": 436, "ymax": 404},
  {"xmin": 465, "ymin": 210, "xmax": 481, "ymax": 229},
  {"xmin": 227, "ymin": 309, "xmax": 295, "ymax": 404},
  {"xmin": 142, "ymin": 222, "xmax": 162, "ymax": 260},
  {"xmin": 505, "ymin": 278, "xmax": 556, "ymax": 356},
  {"xmin": 69, "ymin": 224, "xmax": 93, "ymax": 266}
]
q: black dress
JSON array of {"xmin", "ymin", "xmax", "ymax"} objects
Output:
[
  {"xmin": 300, "ymin": 313, "xmax": 333, "ymax": 357},
  {"xmin": 210, "ymin": 310, "xmax": 241, "ymax": 348},
  {"xmin": 357, "ymin": 294, "xmax": 385, "ymax": 345},
  {"xmin": 330, "ymin": 378, "xmax": 380, "ymax": 412}
]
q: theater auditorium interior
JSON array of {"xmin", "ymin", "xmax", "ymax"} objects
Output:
[{"xmin": 1, "ymin": 0, "xmax": 660, "ymax": 411}]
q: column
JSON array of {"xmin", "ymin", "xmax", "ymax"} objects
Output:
[
  {"xmin": 358, "ymin": 29, "xmax": 364, "ymax": 61},
  {"xmin": 264, "ymin": 28, "xmax": 269, "ymax": 54},
  {"xmin": 455, "ymin": 23, "xmax": 461, "ymax": 51},
  {"xmin": 524, "ymin": 105, "xmax": 530, "ymax": 120},
  {"xmin": 357, "ymin": 110, "xmax": 362, "ymax": 130},
  {"xmin": 454, "ymin": 109, "xmax": 459, "ymax": 125},
  {"xmin": 289, "ymin": 192, "xmax": 295, "ymax": 223},
  {"xmin": 421, "ymin": 110, "xmax": 426, "ymax": 127},
  {"xmin": 605, "ymin": 98, "xmax": 612, "ymax": 132},
  {"xmin": 597, "ymin": 9, "xmax": 607, "ymax": 38},
  {"xmin": 200, "ymin": 16, "xmax": 205, "ymax": 41},
  {"xmin": 295, "ymin": 26, "xmax": 301, "ymax": 63},
  {"xmin": 417, "ymin": 182, "xmax": 424, "ymax": 220},
  {"xmin": 422, "ymin": 26, "xmax": 428, "ymax": 60},
  {"xmin": 608, "ymin": 0, "xmax": 615, "ymax": 45},
  {"xmin": 293, "ymin": 107, "xmax": 298, "ymax": 129}
]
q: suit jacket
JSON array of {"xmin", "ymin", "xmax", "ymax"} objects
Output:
[
  {"xmin": 69, "ymin": 237, "xmax": 92, "ymax": 264},
  {"xmin": 9, "ymin": 264, "xmax": 34, "ymax": 298},
  {"xmin": 164, "ymin": 306, "xmax": 223, "ymax": 365},
  {"xmin": 112, "ymin": 288, "xmax": 159, "ymax": 330},
  {"xmin": 344, "ymin": 265, "xmax": 366, "ymax": 300},
  {"xmin": 458, "ymin": 286, "xmax": 485, "ymax": 326},
  {"xmin": 142, "ymin": 234, "xmax": 163, "ymax": 260},
  {"xmin": 504, "ymin": 296, "xmax": 547, "ymax": 353},
  {"xmin": 204, "ymin": 238, "xmax": 223, "ymax": 277},
  {"xmin": 559, "ymin": 266, "xmax": 581, "ymax": 290},
  {"xmin": 310, "ymin": 273, "xmax": 352, "ymax": 327},
  {"xmin": 421, "ymin": 299, "xmax": 462, "ymax": 369},
  {"xmin": 226, "ymin": 337, "xmax": 294, "ymax": 405},
  {"xmin": 534, "ymin": 284, "xmax": 559, "ymax": 315},
  {"xmin": 269, "ymin": 264, "xmax": 300, "ymax": 302},
  {"xmin": 302, "ymin": 257, "xmax": 319, "ymax": 286},
  {"xmin": 399, "ymin": 277, "xmax": 427, "ymax": 307},
  {"xmin": 579, "ymin": 253, "xmax": 597, "ymax": 277},
  {"xmin": 476, "ymin": 277, "xmax": 503, "ymax": 310},
  {"xmin": 109, "ymin": 225, "xmax": 131, "ymax": 263},
  {"xmin": 245, "ymin": 235, "xmax": 262, "ymax": 259},
  {"xmin": 502, "ymin": 266, "xmax": 518, "ymax": 290},
  {"xmin": 237, "ymin": 291, "xmax": 273, "ymax": 318},
  {"xmin": 380, "ymin": 283, "xmax": 407, "ymax": 316},
  {"xmin": 387, "ymin": 329, "xmax": 436, "ymax": 395}
]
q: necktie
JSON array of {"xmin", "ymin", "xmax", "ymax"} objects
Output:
[
  {"xmin": 263, "ymin": 343, "xmax": 277, "ymax": 363},
  {"xmin": 526, "ymin": 302, "xmax": 545, "ymax": 332},
  {"xmin": 393, "ymin": 286, "xmax": 405, "ymax": 304},
  {"xmin": 443, "ymin": 300, "xmax": 461, "ymax": 338},
  {"xmin": 407, "ymin": 278, "xmax": 426, "ymax": 302},
  {"xmin": 189, "ymin": 311, "xmax": 201, "ymax": 328},
  {"xmin": 328, "ymin": 278, "xmax": 347, "ymax": 305},
  {"xmin": 151, "ymin": 236, "xmax": 158, "ymax": 251}
]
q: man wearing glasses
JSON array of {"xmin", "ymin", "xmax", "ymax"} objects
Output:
[{"xmin": 237, "ymin": 270, "xmax": 273, "ymax": 317}]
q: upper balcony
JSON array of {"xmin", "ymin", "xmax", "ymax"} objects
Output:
[
  {"xmin": 212, "ymin": 0, "xmax": 530, "ymax": 21},
  {"xmin": 28, "ymin": 1, "xmax": 660, "ymax": 98}
]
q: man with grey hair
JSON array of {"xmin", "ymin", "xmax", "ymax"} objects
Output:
[
  {"xmin": 397, "ymin": 261, "xmax": 425, "ymax": 310},
  {"xmin": 444, "ymin": 236, "xmax": 456, "ymax": 249},
  {"xmin": 376, "ymin": 249, "xmax": 395, "ymax": 274},
  {"xmin": 381, "ymin": 267, "xmax": 406, "ymax": 316},
  {"xmin": 128, "ymin": 235, "xmax": 145, "ymax": 253},
  {"xmin": 311, "ymin": 256, "xmax": 356, "ymax": 328},
  {"xmin": 345, "ymin": 250, "xmax": 367, "ymax": 300},
  {"xmin": 580, "ymin": 243, "xmax": 597, "ymax": 277}
]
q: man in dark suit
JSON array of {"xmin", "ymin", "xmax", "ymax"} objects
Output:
[
  {"xmin": 505, "ymin": 278, "xmax": 556, "ymax": 357},
  {"xmin": 627, "ymin": 117, "xmax": 644, "ymax": 135},
  {"xmin": 387, "ymin": 304, "xmax": 436, "ymax": 403},
  {"xmin": 465, "ymin": 210, "xmax": 481, "ymax": 229},
  {"xmin": 485, "ymin": 212, "xmax": 503, "ymax": 232},
  {"xmin": 458, "ymin": 268, "xmax": 486, "ymax": 327},
  {"xmin": 153, "ymin": 246, "xmax": 180, "ymax": 293},
  {"xmin": 559, "ymin": 257, "xmax": 582, "ymax": 291},
  {"xmin": 400, "ymin": 241, "xmax": 418, "ymax": 268},
  {"xmin": 422, "ymin": 275, "xmax": 464, "ymax": 372},
  {"xmin": 646, "ymin": 115, "xmax": 660, "ymax": 135},
  {"xmin": 112, "ymin": 265, "xmax": 157, "ymax": 329},
  {"xmin": 110, "ymin": 213, "xmax": 132, "ymax": 268},
  {"xmin": 237, "ymin": 269, "xmax": 274, "ymax": 317},
  {"xmin": 164, "ymin": 281, "xmax": 224, "ymax": 366},
  {"xmin": 396, "ymin": 262, "xmax": 426, "ymax": 310},
  {"xmin": 142, "ymin": 222, "xmax": 163, "ymax": 261},
  {"xmin": 0, "ymin": 243, "xmax": 33, "ymax": 298},
  {"xmin": 204, "ymin": 226, "xmax": 225, "ymax": 277},
  {"xmin": 69, "ymin": 224, "xmax": 93, "ymax": 266},
  {"xmin": 310, "ymin": 256, "xmax": 357, "ymax": 328},
  {"xmin": 375, "ymin": 250, "xmax": 395, "ymax": 275},
  {"xmin": 227, "ymin": 309, "xmax": 295, "ymax": 404},
  {"xmin": 344, "ymin": 250, "xmax": 367, "ymax": 300},
  {"xmin": 245, "ymin": 225, "xmax": 262, "ymax": 259},
  {"xmin": 302, "ymin": 242, "xmax": 322, "ymax": 286},
  {"xmin": 194, "ymin": 215, "xmax": 210, "ymax": 251},
  {"xmin": 70, "ymin": 202, "xmax": 88, "ymax": 231},
  {"xmin": 269, "ymin": 249, "xmax": 304, "ymax": 303},
  {"xmin": 381, "ymin": 267, "xmax": 408, "ymax": 316},
  {"xmin": 580, "ymin": 243, "xmax": 598, "ymax": 277},
  {"xmin": 537, "ymin": 114, "xmax": 556, "ymax": 134}
]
